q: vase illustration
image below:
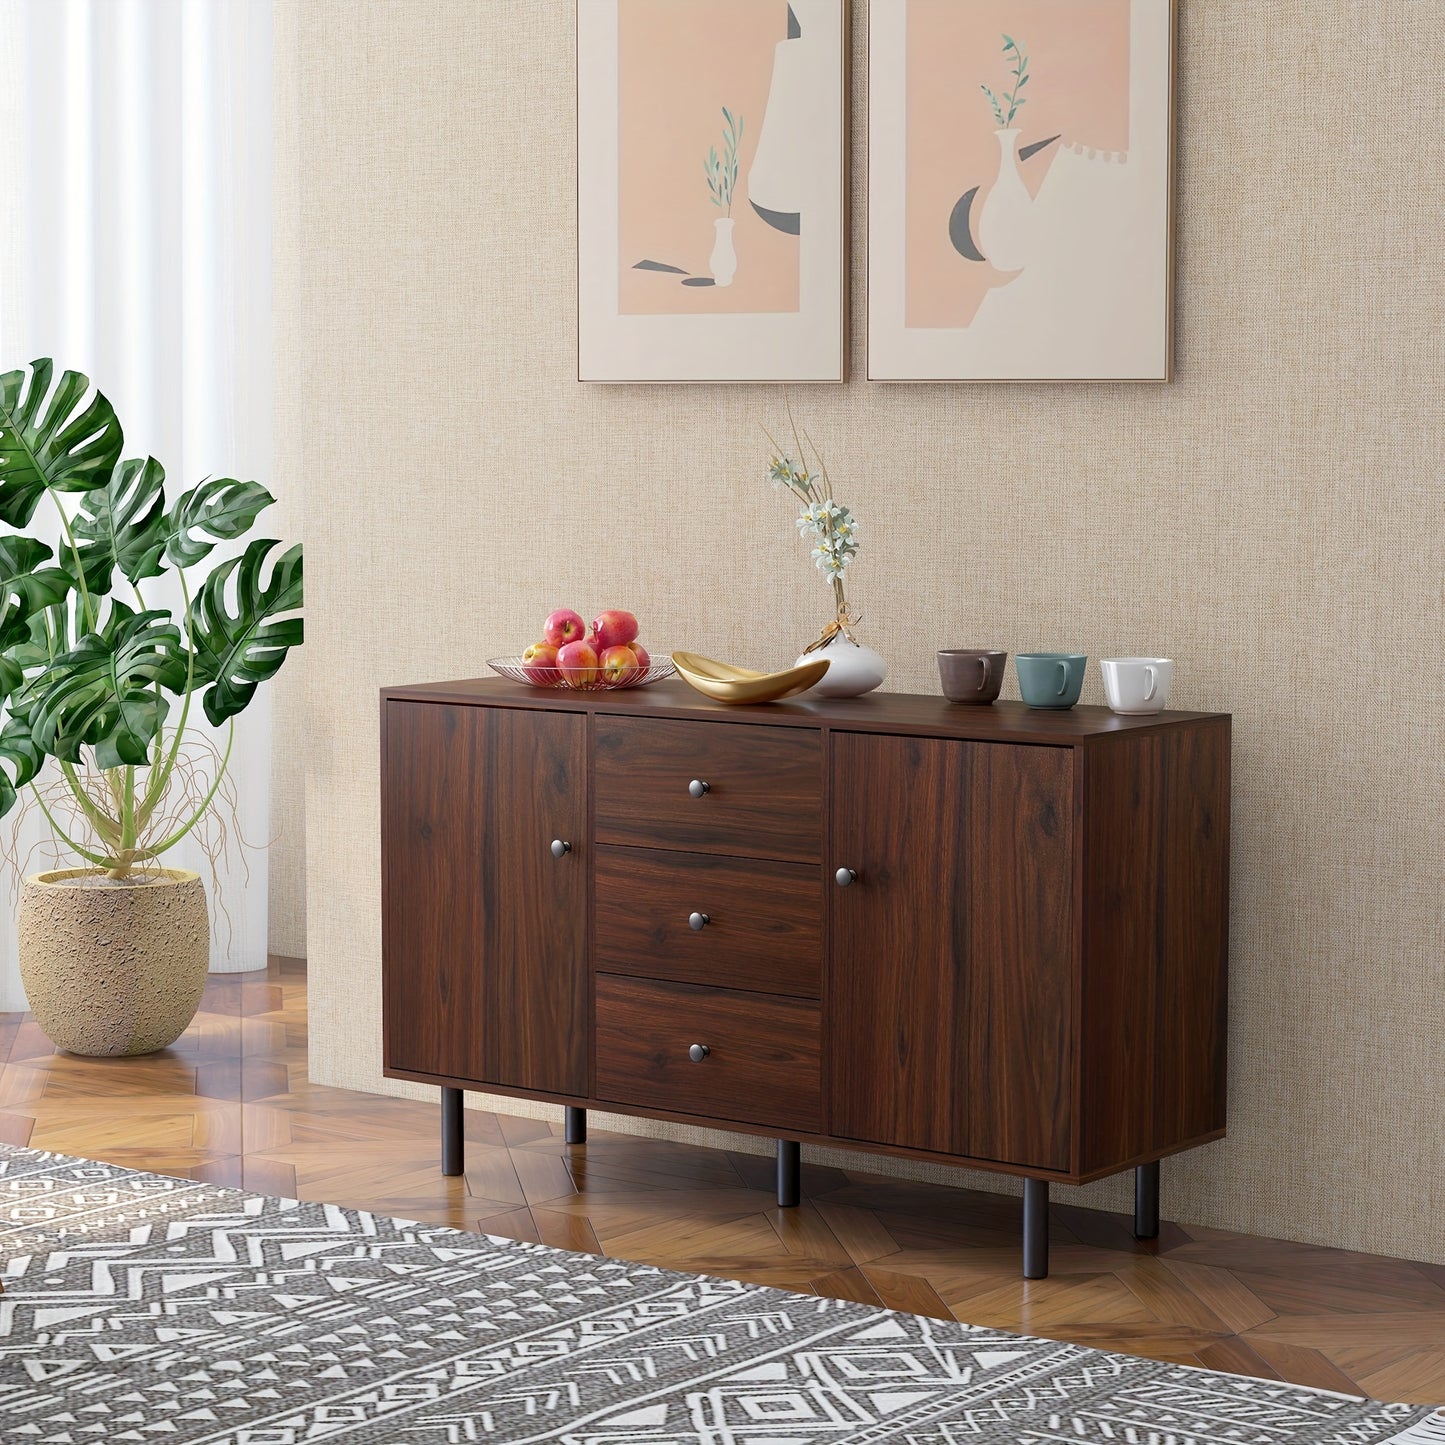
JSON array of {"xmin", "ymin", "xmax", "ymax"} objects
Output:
[
  {"xmin": 709, "ymin": 218, "xmax": 737, "ymax": 287},
  {"xmin": 976, "ymin": 128, "xmax": 1033, "ymax": 273}
]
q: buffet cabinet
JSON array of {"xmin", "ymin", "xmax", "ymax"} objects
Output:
[{"xmin": 381, "ymin": 678, "xmax": 1230, "ymax": 1277}]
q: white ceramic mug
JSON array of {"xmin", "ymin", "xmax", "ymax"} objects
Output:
[{"xmin": 1101, "ymin": 657, "xmax": 1173, "ymax": 715}]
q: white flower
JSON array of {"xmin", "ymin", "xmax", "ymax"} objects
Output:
[{"xmin": 764, "ymin": 439, "xmax": 861, "ymax": 587}]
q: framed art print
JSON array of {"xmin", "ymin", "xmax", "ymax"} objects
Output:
[
  {"xmin": 868, "ymin": 0, "xmax": 1176, "ymax": 383},
  {"xmin": 578, "ymin": 0, "xmax": 847, "ymax": 384}
]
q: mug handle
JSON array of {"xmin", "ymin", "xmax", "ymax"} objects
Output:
[
  {"xmin": 1055, "ymin": 660, "xmax": 1069, "ymax": 696},
  {"xmin": 978, "ymin": 656, "xmax": 992, "ymax": 691},
  {"xmin": 1144, "ymin": 665, "xmax": 1157, "ymax": 703}
]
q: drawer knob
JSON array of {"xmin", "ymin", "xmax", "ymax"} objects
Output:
[
  {"xmin": 688, "ymin": 1043, "xmax": 710, "ymax": 1063},
  {"xmin": 688, "ymin": 778, "xmax": 710, "ymax": 798},
  {"xmin": 835, "ymin": 867, "xmax": 858, "ymax": 887},
  {"xmin": 689, "ymin": 911, "xmax": 711, "ymax": 931},
  {"xmin": 550, "ymin": 839, "xmax": 572, "ymax": 859}
]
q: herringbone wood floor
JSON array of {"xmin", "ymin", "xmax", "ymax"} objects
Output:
[{"xmin": 0, "ymin": 958, "xmax": 1440, "ymax": 1406}]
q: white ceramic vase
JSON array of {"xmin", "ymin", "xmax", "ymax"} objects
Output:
[
  {"xmin": 977, "ymin": 128, "xmax": 1033, "ymax": 273},
  {"xmin": 709, "ymin": 218, "xmax": 737, "ymax": 287},
  {"xmin": 797, "ymin": 635, "xmax": 887, "ymax": 699}
]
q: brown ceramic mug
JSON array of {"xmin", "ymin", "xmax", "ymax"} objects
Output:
[{"xmin": 938, "ymin": 649, "xmax": 1008, "ymax": 704}]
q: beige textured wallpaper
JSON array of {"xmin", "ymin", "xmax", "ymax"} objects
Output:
[{"xmin": 273, "ymin": 0, "xmax": 1445, "ymax": 1263}]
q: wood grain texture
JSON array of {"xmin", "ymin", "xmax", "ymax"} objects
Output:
[
  {"xmin": 386, "ymin": 678, "xmax": 1221, "ymax": 744},
  {"xmin": 963, "ymin": 742, "xmax": 1074, "ymax": 1171},
  {"xmin": 829, "ymin": 734, "xmax": 1073, "ymax": 1171},
  {"xmin": 594, "ymin": 974, "xmax": 821, "ymax": 1133},
  {"xmin": 1078, "ymin": 722, "xmax": 1231, "ymax": 1174},
  {"xmin": 382, "ymin": 692, "xmax": 1229, "ymax": 1191},
  {"xmin": 1157, "ymin": 720, "xmax": 1231, "ymax": 1146},
  {"xmin": 381, "ymin": 701, "xmax": 588, "ymax": 1095},
  {"xmin": 593, "ymin": 845, "xmax": 823, "ymax": 996},
  {"xmin": 594, "ymin": 716, "xmax": 823, "ymax": 862},
  {"xmin": 828, "ymin": 732, "xmax": 972, "ymax": 1156}
]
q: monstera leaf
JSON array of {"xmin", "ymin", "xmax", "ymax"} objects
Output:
[
  {"xmin": 72, "ymin": 456, "xmax": 168, "ymax": 592},
  {"xmin": 162, "ymin": 478, "xmax": 275, "ymax": 569},
  {"xmin": 187, "ymin": 539, "xmax": 302, "ymax": 726},
  {"xmin": 0, "ymin": 705, "xmax": 42, "ymax": 797},
  {"xmin": 0, "ymin": 536, "xmax": 74, "ymax": 653},
  {"xmin": 28, "ymin": 603, "xmax": 188, "ymax": 769},
  {"xmin": 0, "ymin": 361, "xmax": 123, "ymax": 526}
]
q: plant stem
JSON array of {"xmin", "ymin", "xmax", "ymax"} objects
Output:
[
  {"xmin": 139, "ymin": 566, "xmax": 196, "ymax": 826},
  {"xmin": 95, "ymin": 764, "xmax": 140, "ymax": 878},
  {"xmin": 144, "ymin": 718, "xmax": 233, "ymax": 858},
  {"xmin": 29, "ymin": 784, "xmax": 113, "ymax": 869},
  {"xmin": 832, "ymin": 577, "xmax": 855, "ymax": 638},
  {"xmin": 58, "ymin": 759, "xmax": 122, "ymax": 846},
  {"xmin": 120, "ymin": 765, "xmax": 137, "ymax": 851},
  {"xmin": 50, "ymin": 493, "xmax": 95, "ymax": 633}
]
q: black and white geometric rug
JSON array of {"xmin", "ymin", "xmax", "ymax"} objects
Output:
[{"xmin": 0, "ymin": 1145, "xmax": 1439, "ymax": 1443}]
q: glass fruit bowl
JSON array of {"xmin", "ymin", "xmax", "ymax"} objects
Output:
[{"xmin": 487, "ymin": 656, "xmax": 676, "ymax": 691}]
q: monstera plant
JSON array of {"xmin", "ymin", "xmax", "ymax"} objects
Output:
[{"xmin": 0, "ymin": 358, "xmax": 303, "ymax": 1057}]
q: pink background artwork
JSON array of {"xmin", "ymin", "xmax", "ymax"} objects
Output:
[
  {"xmin": 617, "ymin": 0, "xmax": 801, "ymax": 316},
  {"xmin": 904, "ymin": 0, "xmax": 1132, "ymax": 330}
]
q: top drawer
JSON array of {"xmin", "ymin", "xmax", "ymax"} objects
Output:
[{"xmin": 594, "ymin": 717, "xmax": 822, "ymax": 862}]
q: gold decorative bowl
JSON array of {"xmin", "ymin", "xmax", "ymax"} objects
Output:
[{"xmin": 671, "ymin": 650, "xmax": 829, "ymax": 705}]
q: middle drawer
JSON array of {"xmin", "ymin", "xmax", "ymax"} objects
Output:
[{"xmin": 593, "ymin": 846, "xmax": 822, "ymax": 997}]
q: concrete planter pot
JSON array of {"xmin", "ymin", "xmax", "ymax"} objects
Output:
[{"xmin": 18, "ymin": 868, "xmax": 209, "ymax": 1057}]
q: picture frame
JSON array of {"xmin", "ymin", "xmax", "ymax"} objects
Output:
[
  {"xmin": 867, "ymin": 0, "xmax": 1177, "ymax": 383},
  {"xmin": 577, "ymin": 0, "xmax": 848, "ymax": 384}
]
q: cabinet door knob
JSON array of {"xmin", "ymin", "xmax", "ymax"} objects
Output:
[
  {"xmin": 688, "ymin": 778, "xmax": 710, "ymax": 798},
  {"xmin": 688, "ymin": 911, "xmax": 711, "ymax": 931},
  {"xmin": 835, "ymin": 867, "xmax": 858, "ymax": 887},
  {"xmin": 550, "ymin": 839, "xmax": 572, "ymax": 859},
  {"xmin": 688, "ymin": 1043, "xmax": 710, "ymax": 1063}
]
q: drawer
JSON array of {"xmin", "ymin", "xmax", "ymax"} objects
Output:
[
  {"xmin": 594, "ymin": 717, "xmax": 822, "ymax": 862},
  {"xmin": 595, "ymin": 974, "xmax": 821, "ymax": 1133},
  {"xmin": 594, "ymin": 847, "xmax": 822, "ymax": 997}
]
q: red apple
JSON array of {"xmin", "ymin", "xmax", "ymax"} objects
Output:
[
  {"xmin": 600, "ymin": 644, "xmax": 638, "ymax": 686},
  {"xmin": 520, "ymin": 640, "xmax": 559, "ymax": 685},
  {"xmin": 556, "ymin": 639, "xmax": 599, "ymax": 687},
  {"xmin": 629, "ymin": 642, "xmax": 651, "ymax": 675},
  {"xmin": 591, "ymin": 609, "xmax": 639, "ymax": 651},
  {"xmin": 543, "ymin": 608, "xmax": 587, "ymax": 647}
]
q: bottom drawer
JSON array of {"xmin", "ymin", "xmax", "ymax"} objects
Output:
[{"xmin": 595, "ymin": 974, "xmax": 821, "ymax": 1133}]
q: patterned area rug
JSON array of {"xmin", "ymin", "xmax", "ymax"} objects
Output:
[{"xmin": 0, "ymin": 1146, "xmax": 1439, "ymax": 1444}]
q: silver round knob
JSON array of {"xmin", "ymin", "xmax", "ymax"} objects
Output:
[
  {"xmin": 835, "ymin": 867, "xmax": 858, "ymax": 887},
  {"xmin": 689, "ymin": 911, "xmax": 710, "ymax": 931},
  {"xmin": 688, "ymin": 779, "xmax": 710, "ymax": 798},
  {"xmin": 550, "ymin": 839, "xmax": 572, "ymax": 859},
  {"xmin": 688, "ymin": 1044, "xmax": 710, "ymax": 1063}
]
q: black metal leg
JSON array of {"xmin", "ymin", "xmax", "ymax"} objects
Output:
[
  {"xmin": 564, "ymin": 1106, "xmax": 587, "ymax": 1145},
  {"xmin": 1134, "ymin": 1160, "xmax": 1160, "ymax": 1239},
  {"xmin": 441, "ymin": 1087, "xmax": 464, "ymax": 1177},
  {"xmin": 777, "ymin": 1140, "xmax": 800, "ymax": 1208},
  {"xmin": 1023, "ymin": 1178, "xmax": 1049, "ymax": 1279}
]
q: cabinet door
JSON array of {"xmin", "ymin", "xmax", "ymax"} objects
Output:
[
  {"xmin": 382, "ymin": 702, "xmax": 587, "ymax": 1095},
  {"xmin": 829, "ymin": 734, "xmax": 1074, "ymax": 1171}
]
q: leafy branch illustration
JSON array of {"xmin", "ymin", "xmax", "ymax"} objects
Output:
[
  {"xmin": 705, "ymin": 106, "xmax": 743, "ymax": 216},
  {"xmin": 980, "ymin": 34, "xmax": 1029, "ymax": 127}
]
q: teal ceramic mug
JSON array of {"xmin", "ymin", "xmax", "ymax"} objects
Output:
[{"xmin": 1016, "ymin": 652, "xmax": 1088, "ymax": 710}]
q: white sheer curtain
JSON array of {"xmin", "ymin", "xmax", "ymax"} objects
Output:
[{"xmin": 0, "ymin": 0, "xmax": 273, "ymax": 999}]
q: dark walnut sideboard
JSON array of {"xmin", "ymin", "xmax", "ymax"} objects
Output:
[{"xmin": 380, "ymin": 677, "xmax": 1230, "ymax": 1278}]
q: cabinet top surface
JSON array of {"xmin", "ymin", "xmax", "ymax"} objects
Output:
[{"xmin": 382, "ymin": 677, "xmax": 1228, "ymax": 744}]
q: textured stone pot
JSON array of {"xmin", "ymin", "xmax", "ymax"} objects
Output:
[{"xmin": 18, "ymin": 868, "xmax": 209, "ymax": 1057}]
